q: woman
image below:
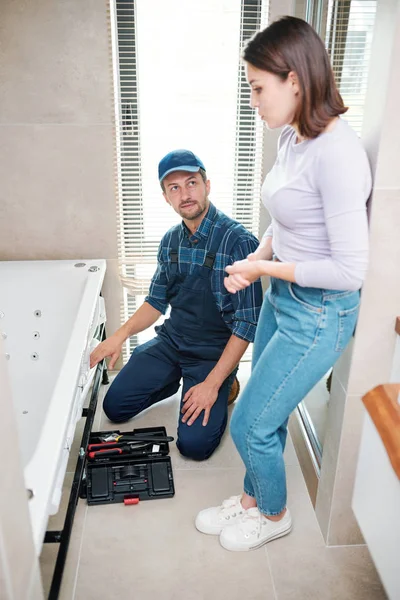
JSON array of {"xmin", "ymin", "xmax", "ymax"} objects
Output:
[{"xmin": 195, "ymin": 16, "xmax": 372, "ymax": 551}]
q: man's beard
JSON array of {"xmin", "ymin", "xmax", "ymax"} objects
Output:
[{"xmin": 179, "ymin": 198, "xmax": 208, "ymax": 221}]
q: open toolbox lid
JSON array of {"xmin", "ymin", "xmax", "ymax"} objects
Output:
[{"xmin": 81, "ymin": 426, "xmax": 175, "ymax": 505}]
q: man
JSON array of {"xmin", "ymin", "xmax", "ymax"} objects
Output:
[{"xmin": 90, "ymin": 149, "xmax": 263, "ymax": 461}]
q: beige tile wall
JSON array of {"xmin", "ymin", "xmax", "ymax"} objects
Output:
[{"xmin": 0, "ymin": 0, "xmax": 122, "ymax": 338}]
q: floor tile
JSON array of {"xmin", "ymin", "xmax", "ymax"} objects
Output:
[
  {"xmin": 283, "ymin": 436, "xmax": 299, "ymax": 467},
  {"xmin": 74, "ymin": 469, "xmax": 276, "ymax": 600},
  {"xmin": 93, "ymin": 377, "xmax": 108, "ymax": 430},
  {"xmin": 267, "ymin": 544, "xmax": 386, "ymax": 600},
  {"xmin": 272, "ymin": 465, "xmax": 325, "ymax": 551},
  {"xmin": 39, "ymin": 473, "xmax": 87, "ymax": 600}
]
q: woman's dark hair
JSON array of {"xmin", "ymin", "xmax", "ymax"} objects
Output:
[{"xmin": 243, "ymin": 16, "xmax": 347, "ymax": 138}]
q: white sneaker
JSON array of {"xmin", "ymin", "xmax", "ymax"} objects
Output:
[
  {"xmin": 195, "ymin": 495, "xmax": 247, "ymax": 535},
  {"xmin": 220, "ymin": 507, "xmax": 292, "ymax": 551}
]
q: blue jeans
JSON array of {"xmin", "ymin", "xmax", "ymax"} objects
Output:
[{"xmin": 230, "ymin": 278, "xmax": 360, "ymax": 516}]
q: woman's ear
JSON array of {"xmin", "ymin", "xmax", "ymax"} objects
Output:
[{"xmin": 288, "ymin": 71, "xmax": 300, "ymax": 95}]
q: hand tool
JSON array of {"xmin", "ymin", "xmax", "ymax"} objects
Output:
[
  {"xmin": 88, "ymin": 438, "xmax": 168, "ymax": 452},
  {"xmin": 88, "ymin": 441, "xmax": 162, "ymax": 459},
  {"xmin": 98, "ymin": 432, "xmax": 174, "ymax": 444}
]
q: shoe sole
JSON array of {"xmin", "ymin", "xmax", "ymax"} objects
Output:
[
  {"xmin": 220, "ymin": 523, "xmax": 292, "ymax": 551},
  {"xmin": 195, "ymin": 515, "xmax": 244, "ymax": 536},
  {"xmin": 195, "ymin": 522, "xmax": 223, "ymax": 535}
]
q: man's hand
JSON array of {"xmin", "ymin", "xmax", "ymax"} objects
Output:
[
  {"xmin": 90, "ymin": 335, "xmax": 123, "ymax": 370},
  {"xmin": 181, "ymin": 381, "xmax": 219, "ymax": 427},
  {"xmin": 224, "ymin": 259, "xmax": 265, "ymax": 293}
]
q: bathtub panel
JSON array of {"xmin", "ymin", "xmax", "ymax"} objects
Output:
[
  {"xmin": 1, "ymin": 262, "xmax": 86, "ymax": 466},
  {"xmin": 0, "ymin": 259, "xmax": 106, "ymax": 552}
]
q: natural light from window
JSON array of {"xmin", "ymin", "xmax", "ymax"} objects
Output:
[
  {"xmin": 133, "ymin": 0, "xmax": 245, "ymax": 345},
  {"xmin": 136, "ymin": 0, "xmax": 242, "ymax": 240}
]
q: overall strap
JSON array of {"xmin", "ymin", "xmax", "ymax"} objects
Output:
[
  {"xmin": 202, "ymin": 217, "xmax": 230, "ymax": 270},
  {"xmin": 167, "ymin": 213, "xmax": 230, "ymax": 273},
  {"xmin": 168, "ymin": 227, "xmax": 181, "ymax": 277}
]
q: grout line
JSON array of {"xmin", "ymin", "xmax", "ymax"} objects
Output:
[
  {"xmin": 264, "ymin": 546, "xmax": 279, "ymax": 600},
  {"xmin": 171, "ymin": 465, "xmax": 245, "ymax": 472},
  {"xmin": 172, "ymin": 467, "xmax": 245, "ymax": 473},
  {"xmin": 69, "ymin": 504, "xmax": 88, "ymax": 600},
  {"xmin": 94, "ymin": 399, "xmax": 104, "ymax": 430},
  {"xmin": 326, "ymin": 543, "xmax": 367, "ymax": 549}
]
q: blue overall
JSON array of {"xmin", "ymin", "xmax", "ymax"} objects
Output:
[{"xmin": 103, "ymin": 218, "xmax": 236, "ymax": 460}]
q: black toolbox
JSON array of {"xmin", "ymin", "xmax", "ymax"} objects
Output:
[{"xmin": 80, "ymin": 426, "xmax": 175, "ymax": 505}]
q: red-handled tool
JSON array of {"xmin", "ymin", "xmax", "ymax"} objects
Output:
[
  {"xmin": 88, "ymin": 441, "xmax": 152, "ymax": 452},
  {"xmin": 88, "ymin": 448, "xmax": 123, "ymax": 459},
  {"xmin": 88, "ymin": 441, "xmax": 122, "ymax": 451}
]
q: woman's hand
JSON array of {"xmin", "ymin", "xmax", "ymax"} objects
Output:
[{"xmin": 224, "ymin": 259, "xmax": 265, "ymax": 293}]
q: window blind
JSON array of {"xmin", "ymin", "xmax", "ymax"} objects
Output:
[
  {"xmin": 110, "ymin": 0, "xmax": 145, "ymax": 357},
  {"xmin": 325, "ymin": 0, "xmax": 377, "ymax": 134},
  {"xmin": 111, "ymin": 0, "xmax": 268, "ymax": 362},
  {"xmin": 233, "ymin": 0, "xmax": 268, "ymax": 234}
]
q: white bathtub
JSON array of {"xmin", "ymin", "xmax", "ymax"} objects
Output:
[{"xmin": 0, "ymin": 259, "xmax": 106, "ymax": 553}]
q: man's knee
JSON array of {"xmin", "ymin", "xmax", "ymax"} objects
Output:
[
  {"xmin": 177, "ymin": 429, "xmax": 222, "ymax": 461},
  {"xmin": 103, "ymin": 389, "xmax": 124, "ymax": 423},
  {"xmin": 102, "ymin": 386, "xmax": 137, "ymax": 423},
  {"xmin": 177, "ymin": 439, "xmax": 213, "ymax": 461}
]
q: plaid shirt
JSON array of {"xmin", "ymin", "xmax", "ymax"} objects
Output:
[{"xmin": 145, "ymin": 202, "xmax": 263, "ymax": 343}]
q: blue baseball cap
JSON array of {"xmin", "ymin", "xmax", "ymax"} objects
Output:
[{"xmin": 158, "ymin": 149, "xmax": 206, "ymax": 183}]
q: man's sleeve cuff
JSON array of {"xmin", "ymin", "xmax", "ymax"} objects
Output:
[
  {"xmin": 144, "ymin": 296, "xmax": 167, "ymax": 315},
  {"xmin": 232, "ymin": 321, "xmax": 256, "ymax": 343}
]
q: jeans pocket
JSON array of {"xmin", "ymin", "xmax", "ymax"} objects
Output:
[
  {"xmin": 335, "ymin": 304, "xmax": 360, "ymax": 352},
  {"xmin": 288, "ymin": 282, "xmax": 323, "ymax": 314}
]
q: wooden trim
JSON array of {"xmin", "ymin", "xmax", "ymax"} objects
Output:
[
  {"xmin": 362, "ymin": 384, "xmax": 400, "ymax": 480},
  {"xmin": 395, "ymin": 317, "xmax": 400, "ymax": 336}
]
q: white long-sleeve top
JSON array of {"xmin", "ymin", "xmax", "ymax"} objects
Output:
[{"xmin": 262, "ymin": 118, "xmax": 372, "ymax": 291}]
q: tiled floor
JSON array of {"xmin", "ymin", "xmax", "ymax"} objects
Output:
[{"xmin": 40, "ymin": 365, "xmax": 386, "ymax": 600}]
